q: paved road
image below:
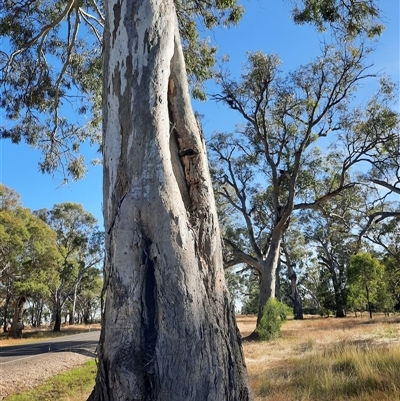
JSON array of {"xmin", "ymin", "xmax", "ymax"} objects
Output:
[{"xmin": 0, "ymin": 330, "xmax": 100, "ymax": 365}]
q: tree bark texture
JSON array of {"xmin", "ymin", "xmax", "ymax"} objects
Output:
[
  {"xmin": 256, "ymin": 234, "xmax": 281, "ymax": 325},
  {"xmin": 53, "ymin": 295, "xmax": 62, "ymax": 332},
  {"xmin": 331, "ymin": 271, "xmax": 346, "ymax": 318},
  {"xmin": 9, "ymin": 295, "xmax": 26, "ymax": 338},
  {"xmin": 89, "ymin": 0, "xmax": 252, "ymax": 400},
  {"xmin": 3, "ymin": 291, "xmax": 11, "ymax": 333},
  {"xmin": 287, "ymin": 265, "xmax": 303, "ymax": 320}
]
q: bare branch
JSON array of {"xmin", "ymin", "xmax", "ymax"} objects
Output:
[
  {"xmin": 370, "ymin": 179, "xmax": 400, "ymax": 195},
  {"xmin": 5, "ymin": 0, "xmax": 76, "ymax": 73},
  {"xmin": 223, "ymin": 238, "xmax": 262, "ymax": 274}
]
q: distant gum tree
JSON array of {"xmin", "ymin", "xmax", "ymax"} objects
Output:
[
  {"xmin": 209, "ymin": 42, "xmax": 398, "ymax": 327},
  {"xmin": 35, "ymin": 203, "xmax": 103, "ymax": 332},
  {"xmin": 347, "ymin": 252, "xmax": 384, "ymax": 318},
  {"xmin": 0, "ymin": 184, "xmax": 60, "ymax": 337}
]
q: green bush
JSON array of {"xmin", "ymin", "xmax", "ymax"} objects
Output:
[{"xmin": 256, "ymin": 298, "xmax": 291, "ymax": 341}]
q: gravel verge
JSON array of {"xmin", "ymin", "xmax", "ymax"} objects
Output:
[{"xmin": 0, "ymin": 352, "xmax": 92, "ymax": 400}]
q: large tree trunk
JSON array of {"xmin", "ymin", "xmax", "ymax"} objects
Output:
[
  {"xmin": 9, "ymin": 295, "xmax": 26, "ymax": 338},
  {"xmin": 3, "ymin": 290, "xmax": 11, "ymax": 333},
  {"xmin": 70, "ymin": 283, "xmax": 78, "ymax": 325},
  {"xmin": 89, "ymin": 0, "xmax": 252, "ymax": 400},
  {"xmin": 287, "ymin": 264, "xmax": 303, "ymax": 320},
  {"xmin": 366, "ymin": 285, "xmax": 373, "ymax": 319},
  {"xmin": 257, "ymin": 235, "xmax": 281, "ymax": 325},
  {"xmin": 331, "ymin": 272, "xmax": 346, "ymax": 318},
  {"xmin": 53, "ymin": 296, "xmax": 62, "ymax": 332}
]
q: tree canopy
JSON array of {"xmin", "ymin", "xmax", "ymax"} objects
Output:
[
  {"xmin": 0, "ymin": 0, "xmax": 244, "ymax": 179},
  {"xmin": 0, "ymin": 185, "xmax": 103, "ymax": 334}
]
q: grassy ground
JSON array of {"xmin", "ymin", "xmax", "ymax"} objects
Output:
[
  {"xmin": 3, "ymin": 316, "xmax": 399, "ymax": 400},
  {"xmin": 239, "ymin": 314, "xmax": 400, "ymax": 401},
  {"xmin": 4, "ymin": 360, "xmax": 97, "ymax": 401}
]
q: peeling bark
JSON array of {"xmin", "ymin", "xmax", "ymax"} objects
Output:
[{"xmin": 89, "ymin": 0, "xmax": 252, "ymax": 399}]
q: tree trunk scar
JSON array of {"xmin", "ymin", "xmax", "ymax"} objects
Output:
[
  {"xmin": 108, "ymin": 166, "xmax": 129, "ymax": 234},
  {"xmin": 167, "ymin": 71, "xmax": 207, "ymax": 216}
]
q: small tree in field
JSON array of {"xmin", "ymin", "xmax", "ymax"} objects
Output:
[
  {"xmin": 347, "ymin": 253, "xmax": 384, "ymax": 318},
  {"xmin": 255, "ymin": 298, "xmax": 291, "ymax": 341}
]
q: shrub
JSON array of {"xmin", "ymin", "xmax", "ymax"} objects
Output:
[{"xmin": 256, "ymin": 298, "xmax": 291, "ymax": 341}]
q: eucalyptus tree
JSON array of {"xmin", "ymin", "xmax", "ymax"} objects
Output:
[
  {"xmin": 280, "ymin": 224, "xmax": 309, "ymax": 319},
  {"xmin": 75, "ymin": 266, "xmax": 102, "ymax": 324},
  {"xmin": 0, "ymin": 185, "xmax": 60, "ymax": 336},
  {"xmin": 300, "ymin": 257, "xmax": 330, "ymax": 314},
  {"xmin": 347, "ymin": 252, "xmax": 385, "ymax": 318},
  {"xmin": 209, "ymin": 41, "xmax": 398, "ymax": 324},
  {"xmin": 362, "ymin": 215, "xmax": 400, "ymax": 309},
  {"xmin": 90, "ymin": 0, "xmax": 255, "ymax": 397},
  {"xmin": 35, "ymin": 202, "xmax": 103, "ymax": 331},
  {"xmin": 300, "ymin": 187, "xmax": 364, "ymax": 317}
]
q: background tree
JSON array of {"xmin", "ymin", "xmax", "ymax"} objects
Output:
[
  {"xmin": 75, "ymin": 267, "xmax": 103, "ymax": 324},
  {"xmin": 209, "ymin": 41, "xmax": 397, "ymax": 326},
  {"xmin": 279, "ymin": 222, "xmax": 311, "ymax": 320},
  {"xmin": 0, "ymin": 186, "xmax": 27, "ymax": 331},
  {"xmin": 35, "ymin": 202, "xmax": 103, "ymax": 331},
  {"xmin": 0, "ymin": 184, "xmax": 60, "ymax": 336},
  {"xmin": 363, "ymin": 216, "xmax": 400, "ymax": 311},
  {"xmin": 291, "ymin": 0, "xmax": 384, "ymax": 38},
  {"xmin": 300, "ymin": 184, "xmax": 368, "ymax": 317},
  {"xmin": 241, "ymin": 272, "xmax": 260, "ymax": 315},
  {"xmin": 347, "ymin": 252, "xmax": 384, "ymax": 318}
]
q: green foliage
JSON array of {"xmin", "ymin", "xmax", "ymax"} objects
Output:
[
  {"xmin": 177, "ymin": 0, "xmax": 244, "ymax": 98},
  {"xmin": 347, "ymin": 252, "xmax": 388, "ymax": 316},
  {"xmin": 0, "ymin": 185, "xmax": 104, "ymax": 330},
  {"xmin": 0, "ymin": 184, "xmax": 61, "ymax": 330},
  {"xmin": 0, "ymin": 0, "xmax": 104, "ymax": 179},
  {"xmin": 291, "ymin": 0, "xmax": 384, "ymax": 39},
  {"xmin": 35, "ymin": 202, "xmax": 104, "ymax": 329},
  {"xmin": 256, "ymin": 298, "xmax": 291, "ymax": 341},
  {"xmin": 383, "ymin": 255, "xmax": 400, "ymax": 309},
  {"xmin": 0, "ymin": 185, "xmax": 60, "ymax": 293},
  {"xmin": 0, "ymin": 0, "xmax": 244, "ymax": 178}
]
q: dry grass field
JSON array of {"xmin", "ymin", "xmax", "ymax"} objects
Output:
[{"xmin": 237, "ymin": 314, "xmax": 400, "ymax": 401}]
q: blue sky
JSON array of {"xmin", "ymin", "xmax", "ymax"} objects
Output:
[{"xmin": 1, "ymin": 0, "xmax": 398, "ymax": 227}]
